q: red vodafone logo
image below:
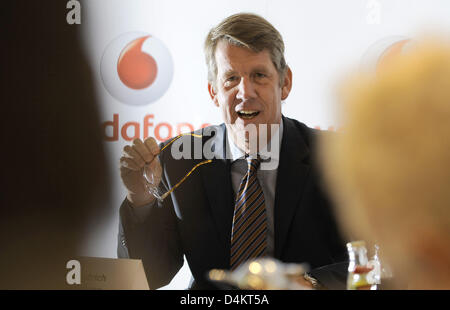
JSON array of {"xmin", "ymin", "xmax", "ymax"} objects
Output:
[
  {"xmin": 117, "ymin": 35, "xmax": 158, "ymax": 89},
  {"xmin": 361, "ymin": 36, "xmax": 413, "ymax": 72},
  {"xmin": 101, "ymin": 32, "xmax": 173, "ymax": 105}
]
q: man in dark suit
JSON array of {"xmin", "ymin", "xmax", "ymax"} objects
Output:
[{"xmin": 118, "ymin": 13, "xmax": 347, "ymax": 289}]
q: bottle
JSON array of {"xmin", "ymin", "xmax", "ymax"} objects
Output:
[
  {"xmin": 367, "ymin": 244, "xmax": 381, "ymax": 288},
  {"xmin": 374, "ymin": 244, "xmax": 396, "ymax": 289},
  {"xmin": 346, "ymin": 241, "xmax": 375, "ymax": 290}
]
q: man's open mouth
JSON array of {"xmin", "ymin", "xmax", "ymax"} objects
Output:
[{"xmin": 237, "ymin": 110, "xmax": 260, "ymax": 119}]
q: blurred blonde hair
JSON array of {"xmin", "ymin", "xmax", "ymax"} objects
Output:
[{"xmin": 320, "ymin": 39, "xmax": 450, "ymax": 289}]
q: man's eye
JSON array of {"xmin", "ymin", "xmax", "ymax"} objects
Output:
[
  {"xmin": 255, "ymin": 73, "xmax": 266, "ymax": 78},
  {"xmin": 224, "ymin": 76, "xmax": 239, "ymax": 86}
]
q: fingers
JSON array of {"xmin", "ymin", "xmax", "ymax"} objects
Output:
[
  {"xmin": 120, "ymin": 156, "xmax": 140, "ymax": 171},
  {"xmin": 120, "ymin": 146, "xmax": 145, "ymax": 172},
  {"xmin": 132, "ymin": 139, "xmax": 154, "ymax": 163},
  {"xmin": 144, "ymin": 137, "xmax": 160, "ymax": 156},
  {"xmin": 123, "ymin": 145, "xmax": 145, "ymax": 166},
  {"xmin": 119, "ymin": 137, "xmax": 160, "ymax": 172}
]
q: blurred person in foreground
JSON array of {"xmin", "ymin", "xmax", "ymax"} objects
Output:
[
  {"xmin": 320, "ymin": 39, "xmax": 450, "ymax": 289},
  {"xmin": 0, "ymin": 2, "xmax": 110, "ymax": 288}
]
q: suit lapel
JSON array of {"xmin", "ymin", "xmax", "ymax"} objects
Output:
[
  {"xmin": 199, "ymin": 125, "xmax": 234, "ymax": 254},
  {"xmin": 198, "ymin": 119, "xmax": 312, "ymax": 260},
  {"xmin": 274, "ymin": 117, "xmax": 311, "ymax": 258}
]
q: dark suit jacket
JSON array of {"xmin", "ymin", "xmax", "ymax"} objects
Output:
[{"xmin": 118, "ymin": 116, "xmax": 347, "ymax": 289}]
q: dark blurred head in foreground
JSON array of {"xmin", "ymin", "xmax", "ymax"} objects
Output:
[
  {"xmin": 320, "ymin": 39, "xmax": 450, "ymax": 289},
  {"xmin": 0, "ymin": 2, "xmax": 109, "ymax": 288}
]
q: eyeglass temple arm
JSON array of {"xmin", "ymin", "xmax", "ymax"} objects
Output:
[{"xmin": 156, "ymin": 133, "xmax": 213, "ymax": 200}]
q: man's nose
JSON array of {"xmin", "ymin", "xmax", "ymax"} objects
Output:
[{"xmin": 236, "ymin": 77, "xmax": 257, "ymax": 100}]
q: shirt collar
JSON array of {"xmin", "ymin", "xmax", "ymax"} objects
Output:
[{"xmin": 226, "ymin": 119, "xmax": 284, "ymax": 163}]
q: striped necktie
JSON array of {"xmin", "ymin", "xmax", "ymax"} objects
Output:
[{"xmin": 230, "ymin": 157, "xmax": 267, "ymax": 270}]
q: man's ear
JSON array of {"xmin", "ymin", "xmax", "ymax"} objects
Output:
[
  {"xmin": 281, "ymin": 67, "xmax": 293, "ymax": 100},
  {"xmin": 208, "ymin": 83, "xmax": 220, "ymax": 107}
]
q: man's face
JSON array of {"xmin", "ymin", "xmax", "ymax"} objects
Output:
[{"xmin": 208, "ymin": 40, "xmax": 292, "ymax": 151}]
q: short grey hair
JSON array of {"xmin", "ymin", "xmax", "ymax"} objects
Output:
[{"xmin": 204, "ymin": 13, "xmax": 288, "ymax": 87}]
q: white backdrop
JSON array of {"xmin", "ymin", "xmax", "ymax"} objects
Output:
[{"xmin": 79, "ymin": 0, "xmax": 450, "ymax": 289}]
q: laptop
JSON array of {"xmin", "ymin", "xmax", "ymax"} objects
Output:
[{"xmin": 75, "ymin": 257, "xmax": 149, "ymax": 290}]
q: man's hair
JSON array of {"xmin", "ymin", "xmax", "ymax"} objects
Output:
[{"xmin": 204, "ymin": 13, "xmax": 288, "ymax": 87}]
